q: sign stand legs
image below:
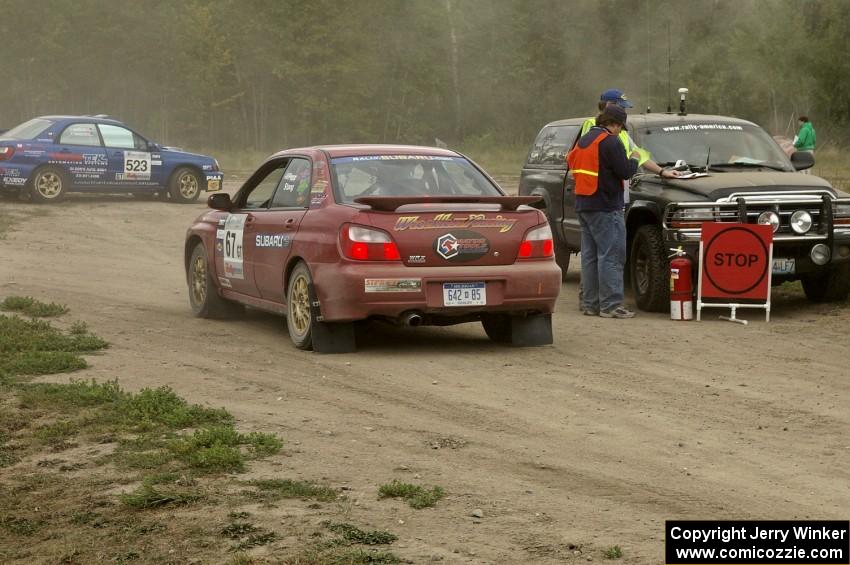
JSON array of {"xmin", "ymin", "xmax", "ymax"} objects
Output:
[{"xmin": 719, "ymin": 305, "xmax": 748, "ymax": 325}]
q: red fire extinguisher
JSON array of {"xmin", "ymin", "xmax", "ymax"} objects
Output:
[{"xmin": 669, "ymin": 247, "xmax": 694, "ymax": 321}]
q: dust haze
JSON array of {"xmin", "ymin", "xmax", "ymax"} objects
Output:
[{"xmin": 0, "ymin": 0, "xmax": 846, "ymax": 153}]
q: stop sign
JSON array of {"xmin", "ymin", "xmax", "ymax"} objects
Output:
[{"xmin": 701, "ymin": 223, "xmax": 773, "ymax": 301}]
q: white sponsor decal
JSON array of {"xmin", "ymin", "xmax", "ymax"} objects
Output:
[
  {"xmin": 661, "ymin": 124, "xmax": 744, "ymax": 132},
  {"xmin": 123, "ymin": 151, "xmax": 152, "ymax": 180},
  {"xmin": 3, "ymin": 177, "xmax": 26, "ymax": 185},
  {"xmin": 82, "ymin": 153, "xmax": 108, "ymax": 166},
  {"xmin": 223, "ymin": 214, "xmax": 247, "ymax": 279},
  {"xmin": 255, "ymin": 234, "xmax": 290, "ymax": 248},
  {"xmin": 364, "ymin": 279, "xmax": 422, "ymax": 293}
]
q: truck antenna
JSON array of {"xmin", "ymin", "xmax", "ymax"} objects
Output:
[{"xmin": 667, "ymin": 21, "xmax": 672, "ymax": 113}]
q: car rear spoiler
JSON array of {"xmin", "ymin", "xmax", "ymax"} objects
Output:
[{"xmin": 354, "ymin": 195, "xmax": 542, "ymax": 212}]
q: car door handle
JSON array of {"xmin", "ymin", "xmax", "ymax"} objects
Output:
[{"xmin": 284, "ymin": 218, "xmax": 296, "ymax": 230}]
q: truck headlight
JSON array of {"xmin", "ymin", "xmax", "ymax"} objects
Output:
[
  {"xmin": 790, "ymin": 210, "xmax": 812, "ymax": 234},
  {"xmin": 811, "ymin": 244, "xmax": 830, "ymax": 265},
  {"xmin": 757, "ymin": 211, "xmax": 780, "ymax": 232}
]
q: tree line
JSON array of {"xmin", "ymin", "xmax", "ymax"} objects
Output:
[{"xmin": 0, "ymin": 0, "xmax": 846, "ymax": 153}]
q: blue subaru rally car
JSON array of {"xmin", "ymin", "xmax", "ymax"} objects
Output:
[{"xmin": 0, "ymin": 115, "xmax": 223, "ymax": 203}]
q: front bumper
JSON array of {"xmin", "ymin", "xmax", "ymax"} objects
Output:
[
  {"xmin": 663, "ymin": 196, "xmax": 850, "ymax": 274},
  {"xmin": 311, "ymin": 260, "xmax": 562, "ymax": 322}
]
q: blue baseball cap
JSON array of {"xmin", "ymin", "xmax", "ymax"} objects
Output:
[{"xmin": 600, "ymin": 88, "xmax": 634, "ymax": 108}]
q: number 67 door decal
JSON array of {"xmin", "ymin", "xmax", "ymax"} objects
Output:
[{"xmin": 222, "ymin": 214, "xmax": 247, "ymax": 279}]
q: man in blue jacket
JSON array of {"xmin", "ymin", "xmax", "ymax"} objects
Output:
[{"xmin": 567, "ymin": 105, "xmax": 637, "ymax": 318}]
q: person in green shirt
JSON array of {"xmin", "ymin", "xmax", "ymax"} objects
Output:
[{"xmin": 793, "ymin": 116, "xmax": 816, "ymax": 174}]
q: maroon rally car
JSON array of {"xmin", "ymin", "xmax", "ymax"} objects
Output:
[{"xmin": 184, "ymin": 145, "xmax": 561, "ymax": 353}]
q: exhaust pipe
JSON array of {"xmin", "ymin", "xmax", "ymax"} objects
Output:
[{"xmin": 401, "ymin": 311, "xmax": 423, "ymax": 327}]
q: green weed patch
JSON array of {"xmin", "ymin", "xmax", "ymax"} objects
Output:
[
  {"xmin": 248, "ymin": 478, "xmax": 337, "ymax": 502},
  {"xmin": 0, "ymin": 310, "xmax": 107, "ymax": 379},
  {"xmin": 0, "ymin": 296, "xmax": 68, "ymax": 317},
  {"xmin": 119, "ymin": 481, "xmax": 204, "ymax": 509},
  {"xmin": 378, "ymin": 480, "xmax": 444, "ymax": 509},
  {"xmin": 325, "ymin": 522, "xmax": 398, "ymax": 545}
]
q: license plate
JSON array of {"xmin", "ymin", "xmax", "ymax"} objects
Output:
[
  {"xmin": 443, "ymin": 282, "xmax": 486, "ymax": 307},
  {"xmin": 772, "ymin": 258, "xmax": 795, "ymax": 275},
  {"xmin": 207, "ymin": 179, "xmax": 221, "ymax": 191}
]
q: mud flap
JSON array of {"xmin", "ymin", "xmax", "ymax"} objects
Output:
[
  {"xmin": 510, "ymin": 314, "xmax": 553, "ymax": 347},
  {"xmin": 308, "ymin": 283, "xmax": 356, "ymax": 354},
  {"xmin": 311, "ymin": 321, "xmax": 356, "ymax": 353}
]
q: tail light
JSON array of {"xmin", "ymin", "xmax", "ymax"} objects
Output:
[
  {"xmin": 0, "ymin": 146, "xmax": 14, "ymax": 161},
  {"xmin": 340, "ymin": 224, "xmax": 401, "ymax": 261},
  {"xmin": 518, "ymin": 224, "xmax": 554, "ymax": 259}
]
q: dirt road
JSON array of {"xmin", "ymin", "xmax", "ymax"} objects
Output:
[{"xmin": 2, "ymin": 187, "xmax": 848, "ymax": 563}]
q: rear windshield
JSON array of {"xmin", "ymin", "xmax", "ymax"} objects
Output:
[
  {"xmin": 526, "ymin": 125, "xmax": 580, "ymax": 166},
  {"xmin": 329, "ymin": 155, "xmax": 502, "ymax": 204},
  {"xmin": 634, "ymin": 123, "xmax": 793, "ymax": 170},
  {"xmin": 1, "ymin": 118, "xmax": 54, "ymax": 140}
]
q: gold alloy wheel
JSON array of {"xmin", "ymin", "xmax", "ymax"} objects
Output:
[
  {"xmin": 191, "ymin": 252, "xmax": 207, "ymax": 306},
  {"xmin": 179, "ymin": 172, "xmax": 199, "ymax": 199},
  {"xmin": 289, "ymin": 274, "xmax": 311, "ymax": 336},
  {"xmin": 36, "ymin": 171, "xmax": 62, "ymax": 198}
]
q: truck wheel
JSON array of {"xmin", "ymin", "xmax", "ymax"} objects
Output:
[
  {"xmin": 169, "ymin": 167, "xmax": 202, "ymax": 203},
  {"xmin": 188, "ymin": 243, "xmax": 243, "ymax": 318},
  {"xmin": 30, "ymin": 166, "xmax": 67, "ymax": 203},
  {"xmin": 629, "ymin": 224, "xmax": 669, "ymax": 312},
  {"xmin": 481, "ymin": 314, "xmax": 511, "ymax": 343},
  {"xmin": 802, "ymin": 263, "xmax": 850, "ymax": 302}
]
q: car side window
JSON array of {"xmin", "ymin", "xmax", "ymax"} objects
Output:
[
  {"xmin": 98, "ymin": 124, "xmax": 146, "ymax": 150},
  {"xmin": 270, "ymin": 158, "xmax": 311, "ymax": 208},
  {"xmin": 526, "ymin": 125, "xmax": 580, "ymax": 166},
  {"xmin": 59, "ymin": 123, "xmax": 101, "ymax": 147},
  {"xmin": 242, "ymin": 163, "xmax": 287, "ymax": 209}
]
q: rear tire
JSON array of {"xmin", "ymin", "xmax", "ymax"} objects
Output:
[
  {"xmin": 481, "ymin": 314, "xmax": 511, "ymax": 343},
  {"xmin": 188, "ymin": 243, "xmax": 243, "ymax": 318},
  {"xmin": 629, "ymin": 224, "xmax": 669, "ymax": 312},
  {"xmin": 482, "ymin": 313, "xmax": 553, "ymax": 346},
  {"xmin": 286, "ymin": 262, "xmax": 315, "ymax": 350},
  {"xmin": 802, "ymin": 263, "xmax": 850, "ymax": 302},
  {"xmin": 169, "ymin": 167, "xmax": 202, "ymax": 203},
  {"xmin": 30, "ymin": 166, "xmax": 67, "ymax": 203}
]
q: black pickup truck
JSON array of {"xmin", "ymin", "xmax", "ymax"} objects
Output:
[{"xmin": 519, "ymin": 113, "xmax": 850, "ymax": 311}]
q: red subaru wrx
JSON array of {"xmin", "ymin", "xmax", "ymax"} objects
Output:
[{"xmin": 184, "ymin": 145, "xmax": 561, "ymax": 352}]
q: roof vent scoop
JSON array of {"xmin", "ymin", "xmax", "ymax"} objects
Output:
[{"xmin": 678, "ymin": 87, "xmax": 689, "ymax": 116}]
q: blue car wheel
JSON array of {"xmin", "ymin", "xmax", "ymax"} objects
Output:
[
  {"xmin": 31, "ymin": 166, "xmax": 67, "ymax": 203},
  {"xmin": 169, "ymin": 167, "xmax": 202, "ymax": 204}
]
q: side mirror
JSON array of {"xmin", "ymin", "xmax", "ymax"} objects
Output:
[
  {"xmin": 208, "ymin": 193, "xmax": 232, "ymax": 211},
  {"xmin": 148, "ymin": 141, "xmax": 161, "ymax": 152},
  {"xmin": 790, "ymin": 151, "xmax": 814, "ymax": 171}
]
